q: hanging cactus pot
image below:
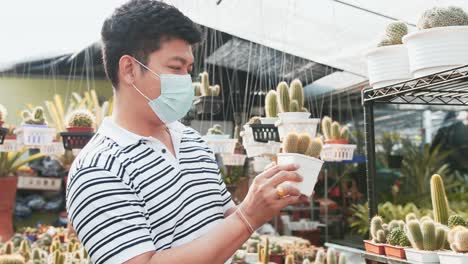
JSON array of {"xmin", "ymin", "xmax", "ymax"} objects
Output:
[
  {"xmin": 16, "ymin": 124, "xmax": 56, "ymax": 147},
  {"xmin": 403, "ymin": 26, "xmax": 468, "ymax": 77},
  {"xmin": 60, "ymin": 127, "xmax": 95, "ymax": 150},
  {"xmin": 438, "ymin": 250, "xmax": 468, "ymax": 264}
]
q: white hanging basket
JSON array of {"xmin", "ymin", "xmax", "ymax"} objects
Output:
[
  {"xmin": 321, "ymin": 144, "xmax": 356, "ymax": 162},
  {"xmin": 245, "ymin": 142, "xmax": 281, "ymax": 158},
  {"xmin": 277, "ymin": 153, "xmax": 324, "ymax": 197},
  {"xmin": 202, "ymin": 136, "xmax": 237, "ymax": 154},
  {"xmin": 403, "ymin": 26, "xmax": 468, "ymax": 77},
  {"xmin": 40, "ymin": 141, "xmax": 65, "ymax": 155},
  {"xmin": 276, "ymin": 118, "xmax": 320, "ymax": 141},
  {"xmin": 220, "ymin": 153, "xmax": 247, "ymax": 166},
  {"xmin": 252, "ymin": 156, "xmax": 272, "ymax": 172},
  {"xmin": 16, "ymin": 125, "xmax": 56, "ymax": 147},
  {"xmin": 0, "ymin": 138, "xmax": 23, "ymax": 152},
  {"xmin": 438, "ymin": 250, "xmax": 468, "ymax": 264},
  {"xmin": 366, "ymin": 45, "xmax": 411, "ymax": 88}
]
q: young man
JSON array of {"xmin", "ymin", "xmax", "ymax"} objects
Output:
[{"xmin": 66, "ymin": 1, "xmax": 306, "ymax": 263}]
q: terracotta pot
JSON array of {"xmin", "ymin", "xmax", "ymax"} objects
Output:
[
  {"xmin": 0, "ymin": 176, "xmax": 18, "ymax": 241},
  {"xmin": 270, "ymin": 254, "xmax": 284, "ymax": 264},
  {"xmin": 384, "ymin": 244, "xmax": 406, "ymax": 259},
  {"xmin": 325, "ymin": 139, "xmax": 349, "ymax": 144},
  {"xmin": 5, "ymin": 135, "xmax": 16, "ymax": 140},
  {"xmin": 67, "ymin": 127, "xmax": 94, "ymax": 133},
  {"xmin": 364, "ymin": 240, "xmax": 385, "ymax": 255}
]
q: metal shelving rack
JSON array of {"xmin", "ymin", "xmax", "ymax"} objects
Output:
[{"xmin": 361, "ymin": 64, "xmax": 468, "ymax": 219}]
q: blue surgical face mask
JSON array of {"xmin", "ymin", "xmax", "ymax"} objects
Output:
[{"xmin": 131, "ymin": 58, "xmax": 194, "ymax": 124}]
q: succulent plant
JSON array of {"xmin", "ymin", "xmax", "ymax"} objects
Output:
[
  {"xmin": 265, "ymin": 90, "xmax": 279, "ymax": 118},
  {"xmin": 331, "ymin": 122, "xmax": 341, "ymax": 140},
  {"xmin": 448, "ymin": 226, "xmax": 468, "ymax": 253},
  {"xmin": 327, "ymin": 248, "xmax": 337, "ymax": 264},
  {"xmin": 289, "ymin": 100, "xmax": 300, "ymax": 112},
  {"xmin": 66, "ymin": 109, "xmax": 95, "ymax": 128},
  {"xmin": 430, "ymin": 174, "xmax": 449, "ymax": 225},
  {"xmin": 406, "ymin": 213, "xmax": 418, "ymax": 223},
  {"xmin": 340, "ymin": 127, "xmax": 350, "ymax": 141},
  {"xmin": 276, "ymin": 82, "xmax": 290, "ymax": 113},
  {"xmin": 22, "ymin": 106, "xmax": 47, "ymax": 126},
  {"xmin": 289, "ymin": 79, "xmax": 304, "ymax": 109},
  {"xmin": 193, "ymin": 82, "xmax": 202, "ymax": 97},
  {"xmin": 297, "ymin": 133, "xmax": 311, "ymax": 155},
  {"xmin": 0, "ymin": 255, "xmax": 25, "ymax": 264},
  {"xmin": 285, "ymin": 254, "xmax": 294, "ymax": 264},
  {"xmin": 314, "ymin": 249, "xmax": 325, "ymax": 264},
  {"xmin": 385, "ymin": 21, "xmax": 408, "ymax": 44},
  {"xmin": 257, "ymin": 238, "xmax": 270, "ymax": 264},
  {"xmin": 388, "ymin": 228, "xmax": 411, "ymax": 247},
  {"xmin": 321, "ymin": 116, "xmax": 332, "ymax": 141},
  {"xmin": 207, "ymin": 124, "xmax": 224, "ymax": 135},
  {"xmin": 448, "ymin": 215, "xmax": 466, "ymax": 228},
  {"xmin": 406, "ymin": 219, "xmax": 446, "ymax": 251},
  {"xmin": 305, "ymin": 138, "xmax": 323, "ymax": 159},
  {"xmin": 370, "ymin": 216, "xmax": 387, "ymax": 243},
  {"xmin": 199, "ymin": 71, "xmax": 221, "ymax": 96},
  {"xmin": 283, "ymin": 132, "xmax": 299, "ymax": 153},
  {"xmin": 417, "ymin": 6, "xmax": 468, "ymax": 30}
]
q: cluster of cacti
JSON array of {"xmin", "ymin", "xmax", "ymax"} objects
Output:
[
  {"xmin": 448, "ymin": 226, "xmax": 468, "ymax": 253},
  {"xmin": 193, "ymin": 82, "xmax": 202, "ymax": 97},
  {"xmin": 282, "ymin": 132, "xmax": 322, "ymax": 158},
  {"xmin": 198, "ymin": 71, "xmax": 221, "ymax": 96},
  {"xmin": 387, "ymin": 220, "xmax": 406, "ymax": 232},
  {"xmin": 430, "ymin": 174, "xmax": 450, "ymax": 225},
  {"xmin": 387, "ymin": 228, "xmax": 411, "ymax": 247},
  {"xmin": 207, "ymin": 124, "xmax": 224, "ymax": 135},
  {"xmin": 274, "ymin": 80, "xmax": 308, "ymax": 113},
  {"xmin": 284, "ymin": 254, "xmax": 294, "ymax": 264},
  {"xmin": 448, "ymin": 215, "xmax": 467, "ymax": 228},
  {"xmin": 417, "ymin": 6, "xmax": 468, "ymax": 30},
  {"xmin": 0, "ymin": 104, "xmax": 7, "ymax": 124},
  {"xmin": 406, "ymin": 218, "xmax": 447, "ymax": 251},
  {"xmin": 314, "ymin": 249, "xmax": 325, "ymax": 264},
  {"xmin": 321, "ymin": 116, "xmax": 349, "ymax": 142},
  {"xmin": 327, "ymin": 248, "xmax": 337, "ymax": 264},
  {"xmin": 370, "ymin": 216, "xmax": 387, "ymax": 243},
  {"xmin": 265, "ymin": 90, "xmax": 279, "ymax": 118},
  {"xmin": 377, "ymin": 21, "xmax": 408, "ymax": 47},
  {"xmin": 0, "ymin": 255, "xmax": 25, "ymax": 264},
  {"xmin": 66, "ymin": 109, "xmax": 96, "ymax": 128},
  {"xmin": 21, "ymin": 106, "xmax": 47, "ymax": 126},
  {"xmin": 257, "ymin": 238, "xmax": 270, "ymax": 264}
]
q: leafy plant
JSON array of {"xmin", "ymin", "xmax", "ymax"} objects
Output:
[
  {"xmin": 220, "ymin": 166, "xmax": 245, "ymax": 185},
  {"xmin": 0, "ymin": 151, "xmax": 44, "ymax": 177}
]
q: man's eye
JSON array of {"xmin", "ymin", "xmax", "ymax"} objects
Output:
[{"xmin": 169, "ymin": 66, "xmax": 181, "ymax": 71}]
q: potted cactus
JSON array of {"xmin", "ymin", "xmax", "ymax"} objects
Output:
[
  {"xmin": 403, "ymin": 6, "xmax": 468, "ymax": 77},
  {"xmin": 193, "ymin": 71, "xmax": 223, "ymax": 115},
  {"xmin": 203, "ymin": 124, "xmax": 237, "ymax": 154},
  {"xmin": 60, "ymin": 109, "xmax": 96, "ymax": 150},
  {"xmin": 437, "ymin": 225, "xmax": 468, "ymax": 263},
  {"xmin": 364, "ymin": 216, "xmax": 388, "ymax": 255},
  {"xmin": 276, "ymin": 80, "xmax": 310, "ymax": 121},
  {"xmin": 16, "ymin": 106, "xmax": 56, "ymax": 147},
  {"xmin": 320, "ymin": 116, "xmax": 356, "ymax": 161},
  {"xmin": 256, "ymin": 238, "xmax": 275, "ymax": 264},
  {"xmin": 404, "ymin": 217, "xmax": 447, "ymax": 263},
  {"xmin": 384, "ymin": 227, "xmax": 411, "ymax": 259},
  {"xmin": 269, "ymin": 243, "xmax": 284, "ymax": 264},
  {"xmin": 366, "ymin": 21, "xmax": 411, "ymax": 88},
  {"xmin": 276, "ymin": 132, "xmax": 324, "ymax": 196},
  {"xmin": 261, "ymin": 90, "xmax": 279, "ymax": 125}
]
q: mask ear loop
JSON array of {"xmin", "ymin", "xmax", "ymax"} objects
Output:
[
  {"xmin": 132, "ymin": 57, "xmax": 161, "ymax": 78},
  {"xmin": 131, "ymin": 83, "xmax": 151, "ymax": 101}
]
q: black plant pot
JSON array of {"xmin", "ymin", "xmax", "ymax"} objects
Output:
[
  {"xmin": 249, "ymin": 124, "xmax": 280, "ymax": 143},
  {"xmin": 60, "ymin": 132, "xmax": 95, "ymax": 150},
  {"xmin": 388, "ymin": 155, "xmax": 403, "ymax": 168}
]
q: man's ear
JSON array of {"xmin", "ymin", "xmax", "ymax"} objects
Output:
[{"xmin": 119, "ymin": 55, "xmax": 136, "ymax": 86}]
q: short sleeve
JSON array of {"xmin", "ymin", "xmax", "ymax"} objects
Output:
[{"xmin": 66, "ymin": 168, "xmax": 155, "ymax": 264}]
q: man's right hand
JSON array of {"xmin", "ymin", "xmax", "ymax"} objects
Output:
[{"xmin": 239, "ymin": 163, "xmax": 307, "ymax": 230}]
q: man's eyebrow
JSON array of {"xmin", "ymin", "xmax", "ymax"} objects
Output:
[{"xmin": 168, "ymin": 56, "xmax": 193, "ymax": 64}]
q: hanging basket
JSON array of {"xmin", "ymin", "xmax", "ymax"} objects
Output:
[
  {"xmin": 0, "ymin": 136, "xmax": 22, "ymax": 152},
  {"xmin": 60, "ymin": 132, "xmax": 95, "ymax": 150},
  {"xmin": 202, "ymin": 137, "xmax": 237, "ymax": 154},
  {"xmin": 40, "ymin": 141, "xmax": 65, "ymax": 155},
  {"xmin": 276, "ymin": 119, "xmax": 320, "ymax": 141},
  {"xmin": 244, "ymin": 142, "xmax": 281, "ymax": 158},
  {"xmin": 16, "ymin": 125, "xmax": 56, "ymax": 147},
  {"xmin": 250, "ymin": 124, "xmax": 280, "ymax": 143},
  {"xmin": 321, "ymin": 143, "xmax": 356, "ymax": 162},
  {"xmin": 220, "ymin": 153, "xmax": 247, "ymax": 166},
  {"xmin": 0, "ymin": 127, "xmax": 8, "ymax": 145},
  {"xmin": 252, "ymin": 156, "xmax": 271, "ymax": 172}
]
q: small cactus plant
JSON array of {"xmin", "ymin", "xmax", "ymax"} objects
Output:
[
  {"xmin": 430, "ymin": 174, "xmax": 449, "ymax": 225},
  {"xmin": 314, "ymin": 249, "xmax": 325, "ymax": 264},
  {"xmin": 406, "ymin": 219, "xmax": 446, "ymax": 251},
  {"xmin": 370, "ymin": 216, "xmax": 387, "ymax": 243},
  {"xmin": 193, "ymin": 82, "xmax": 202, "ymax": 96},
  {"xmin": 448, "ymin": 215, "xmax": 467, "ymax": 228},
  {"xmin": 283, "ymin": 132, "xmax": 322, "ymax": 159},
  {"xmin": 304, "ymin": 138, "xmax": 323, "ymax": 159},
  {"xmin": 67, "ymin": 109, "xmax": 95, "ymax": 128},
  {"xmin": 0, "ymin": 255, "xmax": 25, "ymax": 264},
  {"xmin": 21, "ymin": 106, "xmax": 47, "ymax": 126},
  {"xmin": 283, "ymin": 132, "xmax": 299, "ymax": 153},
  {"xmin": 406, "ymin": 213, "xmax": 418, "ymax": 223},
  {"xmin": 207, "ymin": 124, "xmax": 224, "ymax": 135},
  {"xmin": 321, "ymin": 116, "xmax": 349, "ymax": 142},
  {"xmin": 448, "ymin": 226, "xmax": 468, "ymax": 253},
  {"xmin": 327, "ymin": 248, "xmax": 337, "ymax": 264},
  {"xmin": 276, "ymin": 82, "xmax": 290, "ymax": 113},
  {"xmin": 297, "ymin": 133, "xmax": 311, "ymax": 154},
  {"xmin": 289, "ymin": 79, "xmax": 304, "ymax": 109},
  {"xmin": 388, "ymin": 228, "xmax": 411, "ymax": 247},
  {"xmin": 385, "ymin": 22, "xmax": 408, "ymax": 44},
  {"xmin": 257, "ymin": 238, "xmax": 270, "ymax": 264},
  {"xmin": 417, "ymin": 6, "xmax": 468, "ymax": 30},
  {"xmin": 321, "ymin": 116, "xmax": 332, "ymax": 141},
  {"xmin": 199, "ymin": 71, "xmax": 221, "ymax": 96},
  {"xmin": 289, "ymin": 100, "xmax": 300, "ymax": 112},
  {"xmin": 265, "ymin": 90, "xmax": 279, "ymax": 118}
]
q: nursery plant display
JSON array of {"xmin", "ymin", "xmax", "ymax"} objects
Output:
[
  {"xmin": 60, "ymin": 109, "xmax": 97, "ymax": 150},
  {"xmin": 320, "ymin": 116, "xmax": 356, "ymax": 161},
  {"xmin": 203, "ymin": 124, "xmax": 237, "ymax": 154},
  {"xmin": 15, "ymin": 106, "xmax": 55, "ymax": 147}
]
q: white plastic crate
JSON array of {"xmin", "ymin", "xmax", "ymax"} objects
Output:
[
  {"xmin": 276, "ymin": 118, "xmax": 320, "ymax": 140},
  {"xmin": 16, "ymin": 126, "xmax": 56, "ymax": 146},
  {"xmin": 40, "ymin": 142, "xmax": 65, "ymax": 155},
  {"xmin": 321, "ymin": 144, "xmax": 356, "ymax": 162},
  {"xmin": 241, "ymin": 131, "xmax": 255, "ymax": 147},
  {"xmin": 220, "ymin": 153, "xmax": 247, "ymax": 166},
  {"xmin": 17, "ymin": 176, "xmax": 62, "ymax": 191},
  {"xmin": 244, "ymin": 141, "xmax": 281, "ymax": 158},
  {"xmin": 252, "ymin": 156, "xmax": 272, "ymax": 172},
  {"xmin": 202, "ymin": 137, "xmax": 237, "ymax": 154},
  {"xmin": 0, "ymin": 139, "xmax": 23, "ymax": 152}
]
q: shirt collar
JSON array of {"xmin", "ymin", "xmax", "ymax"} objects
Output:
[{"xmin": 98, "ymin": 117, "xmax": 185, "ymax": 147}]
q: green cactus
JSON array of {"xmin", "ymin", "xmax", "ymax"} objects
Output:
[
  {"xmin": 385, "ymin": 21, "xmax": 408, "ymax": 44},
  {"xmin": 430, "ymin": 174, "xmax": 449, "ymax": 225},
  {"xmin": 258, "ymin": 238, "xmax": 270, "ymax": 264},
  {"xmin": 67, "ymin": 109, "xmax": 96, "ymax": 128},
  {"xmin": 289, "ymin": 79, "xmax": 304, "ymax": 109},
  {"xmin": 283, "ymin": 132, "xmax": 299, "ymax": 153},
  {"xmin": 370, "ymin": 216, "xmax": 387, "ymax": 243},
  {"xmin": 3, "ymin": 242, "xmax": 14, "ymax": 255},
  {"xmin": 448, "ymin": 215, "xmax": 467, "ymax": 228},
  {"xmin": 276, "ymin": 81, "xmax": 290, "ymax": 113},
  {"xmin": 200, "ymin": 71, "xmax": 210, "ymax": 96},
  {"xmin": 331, "ymin": 122, "xmax": 341, "ymax": 140},
  {"xmin": 340, "ymin": 127, "xmax": 350, "ymax": 141},
  {"xmin": 321, "ymin": 116, "xmax": 332, "ymax": 141},
  {"xmin": 388, "ymin": 220, "xmax": 400, "ymax": 232},
  {"xmin": 207, "ymin": 124, "xmax": 224, "ymax": 135},
  {"xmin": 289, "ymin": 100, "xmax": 300, "ymax": 112},
  {"xmin": 297, "ymin": 133, "xmax": 311, "ymax": 155},
  {"xmin": 417, "ymin": 6, "xmax": 468, "ymax": 30},
  {"xmin": 193, "ymin": 82, "xmax": 202, "ymax": 96},
  {"xmin": 435, "ymin": 225, "xmax": 447, "ymax": 250},
  {"xmin": 407, "ymin": 220, "xmax": 424, "ymax": 250},
  {"xmin": 327, "ymin": 248, "xmax": 337, "ymax": 264},
  {"xmin": 377, "ymin": 38, "xmax": 393, "ymax": 47},
  {"xmin": 265, "ymin": 90, "xmax": 279, "ymax": 118},
  {"xmin": 338, "ymin": 254, "xmax": 347, "ymax": 264},
  {"xmin": 305, "ymin": 138, "xmax": 323, "ymax": 158},
  {"xmin": 407, "ymin": 219, "xmax": 446, "ymax": 251},
  {"xmin": 420, "ymin": 216, "xmax": 433, "ymax": 223},
  {"xmin": 406, "ymin": 213, "xmax": 418, "ymax": 223},
  {"xmin": 0, "ymin": 255, "xmax": 25, "ymax": 264},
  {"xmin": 22, "ymin": 106, "xmax": 47, "ymax": 125},
  {"xmin": 388, "ymin": 228, "xmax": 410, "ymax": 247},
  {"xmin": 285, "ymin": 254, "xmax": 294, "ymax": 264},
  {"xmin": 422, "ymin": 220, "xmax": 436, "ymax": 250},
  {"xmin": 449, "ymin": 227, "xmax": 468, "ymax": 253},
  {"xmin": 314, "ymin": 250, "xmax": 325, "ymax": 264}
]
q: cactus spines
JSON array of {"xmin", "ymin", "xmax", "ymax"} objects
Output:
[
  {"xmin": 314, "ymin": 249, "xmax": 325, "ymax": 264},
  {"xmin": 435, "ymin": 226, "xmax": 447, "ymax": 250},
  {"xmin": 3, "ymin": 241, "xmax": 14, "ymax": 255},
  {"xmin": 276, "ymin": 81, "xmax": 290, "ymax": 113},
  {"xmin": 327, "ymin": 248, "xmax": 337, "ymax": 264},
  {"xmin": 340, "ymin": 127, "xmax": 349, "ymax": 141},
  {"xmin": 448, "ymin": 215, "xmax": 466, "ymax": 228},
  {"xmin": 338, "ymin": 254, "xmax": 347, "ymax": 264},
  {"xmin": 289, "ymin": 79, "xmax": 304, "ymax": 109},
  {"xmin": 199, "ymin": 71, "xmax": 221, "ymax": 96},
  {"xmin": 257, "ymin": 238, "xmax": 270, "ymax": 264},
  {"xmin": 450, "ymin": 227, "xmax": 468, "ymax": 253},
  {"xmin": 321, "ymin": 116, "xmax": 332, "ymax": 141},
  {"xmin": 406, "ymin": 213, "xmax": 418, "ymax": 223},
  {"xmin": 388, "ymin": 228, "xmax": 410, "ymax": 247},
  {"xmin": 0, "ymin": 255, "xmax": 25, "ymax": 264},
  {"xmin": 193, "ymin": 82, "xmax": 202, "ymax": 97},
  {"xmin": 305, "ymin": 138, "xmax": 323, "ymax": 158},
  {"xmin": 265, "ymin": 90, "xmax": 279, "ymax": 118},
  {"xmin": 385, "ymin": 21, "xmax": 408, "ymax": 44},
  {"xmin": 370, "ymin": 216, "xmax": 387, "ymax": 243},
  {"xmin": 285, "ymin": 254, "xmax": 294, "ymax": 264},
  {"xmin": 407, "ymin": 220, "xmax": 424, "ymax": 250},
  {"xmin": 283, "ymin": 132, "xmax": 299, "ymax": 153},
  {"xmin": 417, "ymin": 6, "xmax": 468, "ymax": 30},
  {"xmin": 67, "ymin": 109, "xmax": 95, "ymax": 128},
  {"xmin": 421, "ymin": 220, "xmax": 436, "ymax": 251},
  {"xmin": 430, "ymin": 174, "xmax": 449, "ymax": 225},
  {"xmin": 388, "ymin": 220, "xmax": 400, "ymax": 232},
  {"xmin": 289, "ymin": 100, "xmax": 300, "ymax": 112},
  {"xmin": 297, "ymin": 133, "xmax": 311, "ymax": 154},
  {"xmin": 377, "ymin": 38, "xmax": 393, "ymax": 47},
  {"xmin": 331, "ymin": 121, "xmax": 341, "ymax": 140}
]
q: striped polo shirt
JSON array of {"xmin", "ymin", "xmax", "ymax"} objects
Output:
[{"xmin": 66, "ymin": 117, "xmax": 235, "ymax": 264}]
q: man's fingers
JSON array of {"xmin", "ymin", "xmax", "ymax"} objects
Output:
[
  {"xmin": 267, "ymin": 170, "xmax": 303, "ymax": 187},
  {"xmin": 276, "ymin": 184, "xmax": 301, "ymax": 198},
  {"xmin": 258, "ymin": 163, "xmax": 300, "ymax": 180}
]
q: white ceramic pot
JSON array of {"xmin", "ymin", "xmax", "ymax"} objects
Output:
[
  {"xmin": 259, "ymin": 117, "xmax": 279, "ymax": 125},
  {"xmin": 366, "ymin": 44, "xmax": 411, "ymax": 88},
  {"xmin": 403, "ymin": 26, "xmax": 468, "ymax": 77},
  {"xmin": 277, "ymin": 153, "xmax": 324, "ymax": 197},
  {"xmin": 278, "ymin": 112, "xmax": 310, "ymax": 122},
  {"xmin": 438, "ymin": 250, "xmax": 468, "ymax": 264},
  {"xmin": 404, "ymin": 248, "xmax": 440, "ymax": 263}
]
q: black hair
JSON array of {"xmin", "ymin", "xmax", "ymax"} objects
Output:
[{"xmin": 101, "ymin": 0, "xmax": 202, "ymax": 88}]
